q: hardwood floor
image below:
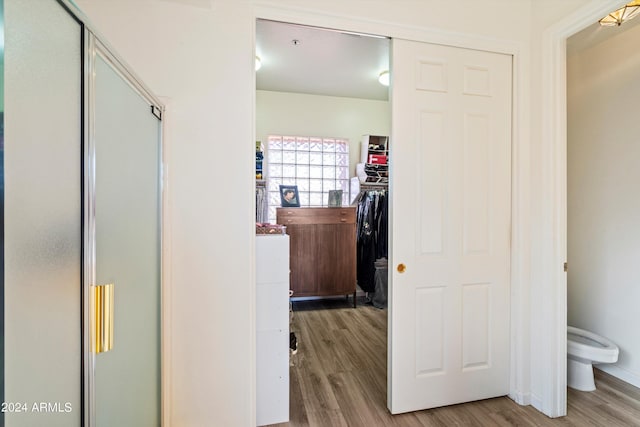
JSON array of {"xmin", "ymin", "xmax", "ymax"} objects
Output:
[{"xmin": 270, "ymin": 297, "xmax": 640, "ymax": 427}]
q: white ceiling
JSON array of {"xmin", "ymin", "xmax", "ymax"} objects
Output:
[
  {"xmin": 255, "ymin": 11, "xmax": 639, "ymax": 101},
  {"xmin": 256, "ymin": 19, "xmax": 390, "ymax": 101}
]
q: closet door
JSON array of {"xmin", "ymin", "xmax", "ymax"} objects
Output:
[
  {"xmin": 389, "ymin": 39, "xmax": 512, "ymax": 413},
  {"xmin": 92, "ymin": 51, "xmax": 161, "ymax": 427}
]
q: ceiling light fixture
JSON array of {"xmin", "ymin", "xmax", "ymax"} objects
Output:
[
  {"xmin": 255, "ymin": 55, "xmax": 262, "ymax": 71},
  {"xmin": 599, "ymin": 0, "xmax": 640, "ymax": 26},
  {"xmin": 378, "ymin": 70, "xmax": 390, "ymax": 87}
]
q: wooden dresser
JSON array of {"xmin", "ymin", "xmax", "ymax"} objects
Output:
[{"xmin": 276, "ymin": 207, "xmax": 357, "ymax": 307}]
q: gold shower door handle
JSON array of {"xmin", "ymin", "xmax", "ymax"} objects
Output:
[
  {"xmin": 397, "ymin": 263, "xmax": 406, "ymax": 273},
  {"xmin": 93, "ymin": 283, "xmax": 114, "ymax": 354}
]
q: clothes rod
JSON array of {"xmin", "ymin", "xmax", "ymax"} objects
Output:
[{"xmin": 360, "ymin": 182, "xmax": 388, "ymax": 189}]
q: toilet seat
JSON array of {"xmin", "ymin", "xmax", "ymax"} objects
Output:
[{"xmin": 567, "ymin": 326, "xmax": 619, "ymax": 363}]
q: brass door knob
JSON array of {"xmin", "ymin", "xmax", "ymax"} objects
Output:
[{"xmin": 397, "ymin": 263, "xmax": 406, "ymax": 273}]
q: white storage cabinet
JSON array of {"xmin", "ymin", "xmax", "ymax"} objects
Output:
[{"xmin": 256, "ymin": 234, "xmax": 290, "ymax": 426}]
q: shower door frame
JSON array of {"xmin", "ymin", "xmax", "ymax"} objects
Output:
[{"xmin": 70, "ymin": 3, "xmax": 167, "ymax": 425}]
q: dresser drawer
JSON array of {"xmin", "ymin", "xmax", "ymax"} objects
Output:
[{"xmin": 276, "ymin": 207, "xmax": 355, "ymax": 225}]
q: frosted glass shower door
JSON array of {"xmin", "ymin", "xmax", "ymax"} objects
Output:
[{"xmin": 93, "ymin": 54, "xmax": 161, "ymax": 427}]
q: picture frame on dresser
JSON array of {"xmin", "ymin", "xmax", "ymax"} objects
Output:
[
  {"xmin": 328, "ymin": 189, "xmax": 343, "ymax": 207},
  {"xmin": 279, "ymin": 184, "xmax": 300, "ymax": 207}
]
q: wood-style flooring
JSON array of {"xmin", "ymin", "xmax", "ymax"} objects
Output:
[{"xmin": 270, "ymin": 297, "xmax": 640, "ymax": 427}]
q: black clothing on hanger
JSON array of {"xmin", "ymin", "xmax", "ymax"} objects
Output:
[{"xmin": 355, "ymin": 188, "xmax": 388, "ymax": 293}]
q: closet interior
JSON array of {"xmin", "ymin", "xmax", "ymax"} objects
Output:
[
  {"xmin": 254, "ymin": 19, "xmax": 390, "ymax": 426},
  {"xmin": 354, "ymin": 183, "xmax": 389, "ymax": 309}
]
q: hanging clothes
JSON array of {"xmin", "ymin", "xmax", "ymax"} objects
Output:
[
  {"xmin": 355, "ymin": 188, "xmax": 388, "ymax": 293},
  {"xmin": 375, "ymin": 191, "xmax": 388, "ymax": 260}
]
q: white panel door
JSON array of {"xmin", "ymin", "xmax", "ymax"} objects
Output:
[{"xmin": 389, "ymin": 39, "xmax": 512, "ymax": 414}]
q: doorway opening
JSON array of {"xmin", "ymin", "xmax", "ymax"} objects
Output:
[
  {"xmin": 565, "ymin": 4, "xmax": 640, "ymax": 405},
  {"xmin": 255, "ymin": 18, "xmax": 392, "ymax": 425},
  {"xmin": 537, "ymin": 0, "xmax": 640, "ymax": 418},
  {"xmin": 254, "ymin": 15, "xmax": 518, "ymax": 423}
]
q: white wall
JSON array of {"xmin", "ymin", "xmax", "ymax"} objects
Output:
[
  {"xmin": 256, "ymin": 90, "xmax": 390, "ymax": 178},
  {"xmin": 567, "ymin": 25, "xmax": 640, "ymax": 388},
  {"xmin": 71, "ymin": 0, "xmax": 592, "ymax": 424}
]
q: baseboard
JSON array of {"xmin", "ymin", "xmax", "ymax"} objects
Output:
[
  {"xmin": 530, "ymin": 393, "xmax": 543, "ymax": 414},
  {"xmin": 509, "ymin": 390, "xmax": 531, "ymax": 406},
  {"xmin": 596, "ymin": 364, "xmax": 640, "ymax": 389}
]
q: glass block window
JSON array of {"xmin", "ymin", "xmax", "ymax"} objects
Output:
[{"xmin": 267, "ymin": 135, "xmax": 350, "ymax": 223}]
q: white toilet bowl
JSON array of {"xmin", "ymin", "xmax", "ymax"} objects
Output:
[{"xmin": 567, "ymin": 326, "xmax": 619, "ymax": 391}]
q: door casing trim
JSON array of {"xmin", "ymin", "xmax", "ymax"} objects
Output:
[{"xmin": 536, "ymin": 0, "xmax": 629, "ymax": 418}]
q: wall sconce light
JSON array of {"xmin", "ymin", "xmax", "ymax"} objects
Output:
[
  {"xmin": 599, "ymin": 1, "xmax": 640, "ymax": 26},
  {"xmin": 255, "ymin": 55, "xmax": 262, "ymax": 71},
  {"xmin": 378, "ymin": 70, "xmax": 390, "ymax": 86}
]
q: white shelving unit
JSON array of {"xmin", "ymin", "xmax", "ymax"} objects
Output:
[
  {"xmin": 256, "ymin": 234, "xmax": 290, "ymax": 426},
  {"xmin": 359, "ymin": 134, "xmax": 389, "ymax": 184}
]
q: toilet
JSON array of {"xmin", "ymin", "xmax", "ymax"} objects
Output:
[{"xmin": 567, "ymin": 326, "xmax": 619, "ymax": 391}]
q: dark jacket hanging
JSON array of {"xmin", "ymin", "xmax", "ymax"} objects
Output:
[{"xmin": 356, "ymin": 189, "xmax": 388, "ymax": 293}]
